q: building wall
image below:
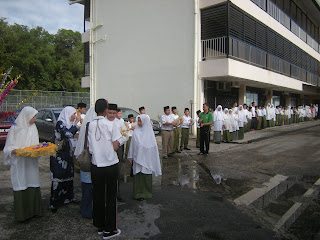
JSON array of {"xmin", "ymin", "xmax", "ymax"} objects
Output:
[{"xmin": 91, "ymin": 0, "xmax": 195, "ymax": 119}]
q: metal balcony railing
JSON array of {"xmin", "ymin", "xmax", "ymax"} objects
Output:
[
  {"xmin": 201, "ymin": 36, "xmax": 320, "ymax": 86},
  {"xmin": 251, "ymin": 0, "xmax": 320, "ymax": 53},
  {"xmin": 84, "ymin": 62, "xmax": 90, "ymax": 76},
  {"xmin": 229, "ymin": 37, "xmax": 267, "ymax": 68},
  {"xmin": 201, "ymin": 37, "xmax": 227, "ymax": 59}
]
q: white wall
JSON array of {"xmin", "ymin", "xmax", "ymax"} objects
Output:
[{"xmin": 91, "ymin": 0, "xmax": 195, "ymax": 120}]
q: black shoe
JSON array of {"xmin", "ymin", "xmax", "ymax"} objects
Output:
[
  {"xmin": 103, "ymin": 229, "xmax": 121, "ymax": 240},
  {"xmin": 50, "ymin": 207, "xmax": 57, "ymax": 213},
  {"xmin": 184, "ymin": 147, "xmax": 191, "ymax": 150},
  {"xmin": 162, "ymin": 156, "xmax": 168, "ymax": 159},
  {"xmin": 138, "ymin": 197, "xmax": 145, "ymax": 201},
  {"xmin": 205, "ymin": 152, "xmax": 208, "ymax": 156},
  {"xmin": 176, "ymin": 150, "xmax": 181, "ymax": 153},
  {"xmin": 98, "ymin": 228, "xmax": 104, "ymax": 236},
  {"xmin": 197, "ymin": 152, "xmax": 204, "ymax": 155},
  {"xmin": 168, "ymin": 153, "xmax": 174, "ymax": 157}
]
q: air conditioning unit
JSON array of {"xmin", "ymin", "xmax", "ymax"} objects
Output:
[{"xmin": 216, "ymin": 82, "xmax": 231, "ymax": 91}]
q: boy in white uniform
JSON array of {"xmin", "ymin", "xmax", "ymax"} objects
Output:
[{"xmin": 180, "ymin": 108, "xmax": 193, "ymax": 150}]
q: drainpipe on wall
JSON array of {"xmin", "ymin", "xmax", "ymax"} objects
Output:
[
  {"xmin": 89, "ymin": 0, "xmax": 95, "ymax": 106},
  {"xmin": 193, "ymin": 0, "xmax": 200, "ymax": 136}
]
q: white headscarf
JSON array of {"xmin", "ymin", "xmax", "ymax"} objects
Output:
[
  {"xmin": 238, "ymin": 105, "xmax": 247, "ymax": 123},
  {"xmin": 58, "ymin": 106, "xmax": 76, "ymax": 128},
  {"xmin": 3, "ymin": 106, "xmax": 39, "ymax": 165},
  {"xmin": 74, "ymin": 106, "xmax": 97, "ymax": 158},
  {"xmin": 213, "ymin": 105, "xmax": 224, "ymax": 121},
  {"xmin": 128, "ymin": 114, "xmax": 162, "ymax": 176}
]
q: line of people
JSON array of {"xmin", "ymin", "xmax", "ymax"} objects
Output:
[{"xmin": 160, "ymin": 102, "xmax": 319, "ymax": 157}]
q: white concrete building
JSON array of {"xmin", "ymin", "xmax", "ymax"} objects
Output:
[{"xmin": 70, "ymin": 0, "xmax": 320, "ymax": 130}]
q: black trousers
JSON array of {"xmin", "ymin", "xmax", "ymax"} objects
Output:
[
  {"xmin": 200, "ymin": 125, "xmax": 210, "ymax": 154},
  {"xmin": 91, "ymin": 163, "xmax": 118, "ymax": 232}
]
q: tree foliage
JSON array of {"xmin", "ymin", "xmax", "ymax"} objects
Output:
[{"xmin": 0, "ymin": 18, "xmax": 85, "ymax": 92}]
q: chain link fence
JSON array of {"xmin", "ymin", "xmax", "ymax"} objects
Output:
[{"xmin": 0, "ymin": 90, "xmax": 90, "ymax": 111}]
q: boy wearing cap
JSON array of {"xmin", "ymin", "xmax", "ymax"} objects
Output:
[
  {"xmin": 180, "ymin": 108, "xmax": 193, "ymax": 150},
  {"xmin": 160, "ymin": 106, "xmax": 176, "ymax": 159}
]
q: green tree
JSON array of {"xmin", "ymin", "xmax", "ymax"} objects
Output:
[{"xmin": 0, "ymin": 18, "xmax": 85, "ymax": 92}]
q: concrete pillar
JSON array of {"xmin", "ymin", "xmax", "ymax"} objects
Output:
[
  {"xmin": 238, "ymin": 84, "xmax": 246, "ymax": 105},
  {"xmin": 285, "ymin": 96, "xmax": 292, "ymax": 107},
  {"xmin": 266, "ymin": 89, "xmax": 273, "ymax": 104}
]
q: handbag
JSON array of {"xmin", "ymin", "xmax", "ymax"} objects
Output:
[{"xmin": 78, "ymin": 122, "xmax": 92, "ymax": 172}]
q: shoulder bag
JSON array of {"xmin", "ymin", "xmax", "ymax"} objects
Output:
[{"xmin": 78, "ymin": 122, "xmax": 92, "ymax": 172}]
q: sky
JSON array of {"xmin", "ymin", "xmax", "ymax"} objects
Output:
[{"xmin": 0, "ymin": 0, "xmax": 84, "ymax": 34}]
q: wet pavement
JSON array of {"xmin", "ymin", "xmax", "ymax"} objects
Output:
[{"xmin": 1, "ymin": 120, "xmax": 320, "ymax": 239}]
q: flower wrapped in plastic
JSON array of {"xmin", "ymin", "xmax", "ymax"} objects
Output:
[{"xmin": 16, "ymin": 142, "xmax": 58, "ymax": 158}]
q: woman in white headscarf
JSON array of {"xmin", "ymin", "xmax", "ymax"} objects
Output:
[
  {"xmin": 74, "ymin": 106, "xmax": 96, "ymax": 218},
  {"xmin": 49, "ymin": 106, "xmax": 80, "ymax": 212},
  {"xmin": 3, "ymin": 106, "xmax": 42, "ymax": 222},
  {"xmin": 232, "ymin": 108, "xmax": 239, "ymax": 140},
  {"xmin": 238, "ymin": 105, "xmax": 247, "ymax": 140},
  {"xmin": 128, "ymin": 114, "xmax": 162, "ymax": 201},
  {"xmin": 222, "ymin": 108, "xmax": 232, "ymax": 143},
  {"xmin": 213, "ymin": 105, "xmax": 224, "ymax": 144}
]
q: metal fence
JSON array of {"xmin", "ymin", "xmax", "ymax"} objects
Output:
[
  {"xmin": 201, "ymin": 37, "xmax": 227, "ymax": 59},
  {"xmin": 251, "ymin": 0, "xmax": 319, "ymax": 52},
  {"xmin": 201, "ymin": 36, "xmax": 320, "ymax": 86},
  {"xmin": 0, "ymin": 90, "xmax": 90, "ymax": 112}
]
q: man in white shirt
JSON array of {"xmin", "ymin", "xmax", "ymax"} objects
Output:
[
  {"xmin": 76, "ymin": 103, "xmax": 87, "ymax": 128},
  {"xmin": 171, "ymin": 106, "xmax": 181, "ymax": 153},
  {"xmin": 88, "ymin": 99, "xmax": 122, "ymax": 239},
  {"xmin": 180, "ymin": 108, "xmax": 193, "ymax": 151},
  {"xmin": 116, "ymin": 109, "xmax": 125, "ymax": 123},
  {"xmin": 251, "ymin": 102, "xmax": 257, "ymax": 131},
  {"xmin": 124, "ymin": 114, "xmax": 135, "ymax": 159},
  {"xmin": 161, "ymin": 106, "xmax": 177, "ymax": 159}
]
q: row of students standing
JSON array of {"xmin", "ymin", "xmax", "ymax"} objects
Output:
[{"xmin": 160, "ymin": 106, "xmax": 194, "ymax": 159}]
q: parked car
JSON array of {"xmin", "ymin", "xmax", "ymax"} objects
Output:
[
  {"xmin": 118, "ymin": 107, "xmax": 161, "ymax": 135},
  {"xmin": 0, "ymin": 113, "xmax": 16, "ymax": 145},
  {"xmin": 35, "ymin": 108, "xmax": 63, "ymax": 142}
]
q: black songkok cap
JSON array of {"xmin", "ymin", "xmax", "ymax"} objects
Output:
[
  {"xmin": 171, "ymin": 106, "xmax": 177, "ymax": 110},
  {"xmin": 128, "ymin": 114, "xmax": 134, "ymax": 118},
  {"xmin": 184, "ymin": 108, "xmax": 189, "ymax": 111},
  {"xmin": 164, "ymin": 106, "xmax": 169, "ymax": 111},
  {"xmin": 108, "ymin": 103, "xmax": 118, "ymax": 111},
  {"xmin": 117, "ymin": 109, "xmax": 121, "ymax": 112},
  {"xmin": 139, "ymin": 106, "xmax": 145, "ymax": 111}
]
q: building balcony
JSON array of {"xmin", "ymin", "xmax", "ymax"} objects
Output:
[
  {"xmin": 201, "ymin": 36, "xmax": 320, "ymax": 87},
  {"xmin": 251, "ymin": 0, "xmax": 319, "ymax": 53}
]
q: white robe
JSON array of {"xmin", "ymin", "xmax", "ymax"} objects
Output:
[
  {"xmin": 128, "ymin": 114, "xmax": 162, "ymax": 176},
  {"xmin": 3, "ymin": 107, "xmax": 40, "ymax": 191},
  {"xmin": 213, "ymin": 106, "xmax": 224, "ymax": 131}
]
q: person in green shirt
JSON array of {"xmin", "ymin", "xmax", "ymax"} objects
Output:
[{"xmin": 198, "ymin": 103, "xmax": 213, "ymax": 156}]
